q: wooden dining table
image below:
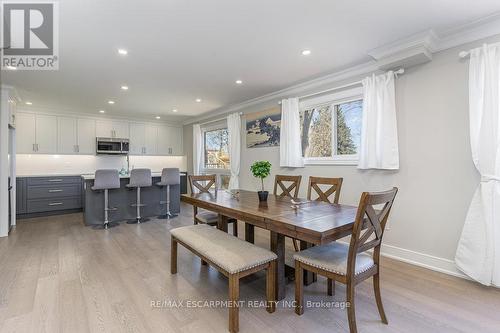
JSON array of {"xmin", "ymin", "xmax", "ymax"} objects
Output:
[{"xmin": 181, "ymin": 189, "xmax": 359, "ymax": 300}]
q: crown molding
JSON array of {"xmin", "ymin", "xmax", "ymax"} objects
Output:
[
  {"xmin": 435, "ymin": 11, "xmax": 500, "ymax": 52},
  {"xmin": 183, "ymin": 60, "xmax": 379, "ymax": 125},
  {"xmin": 183, "ymin": 12, "xmax": 500, "ymax": 126}
]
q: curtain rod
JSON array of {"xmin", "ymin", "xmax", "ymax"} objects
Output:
[
  {"xmin": 459, "ymin": 42, "xmax": 500, "ymax": 58},
  {"xmin": 198, "ymin": 112, "xmax": 243, "ymax": 126},
  {"xmin": 278, "ymin": 68, "xmax": 404, "ymax": 104}
]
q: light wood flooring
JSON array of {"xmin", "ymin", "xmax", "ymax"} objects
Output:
[{"xmin": 1, "ymin": 204, "xmax": 499, "ymax": 333}]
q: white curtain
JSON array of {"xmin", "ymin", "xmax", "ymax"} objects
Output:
[
  {"xmin": 455, "ymin": 44, "xmax": 500, "ymax": 287},
  {"xmin": 280, "ymin": 98, "xmax": 304, "ymax": 168},
  {"xmin": 358, "ymin": 71, "xmax": 399, "ymax": 170},
  {"xmin": 192, "ymin": 124, "xmax": 202, "ymax": 176},
  {"xmin": 227, "ymin": 113, "xmax": 241, "ymax": 190}
]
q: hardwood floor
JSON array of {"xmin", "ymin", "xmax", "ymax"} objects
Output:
[{"xmin": 1, "ymin": 204, "xmax": 499, "ymax": 333}]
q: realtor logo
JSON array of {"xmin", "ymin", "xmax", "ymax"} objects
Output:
[{"xmin": 1, "ymin": 1, "xmax": 59, "ymax": 70}]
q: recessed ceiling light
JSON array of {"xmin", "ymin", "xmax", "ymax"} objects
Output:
[
  {"xmin": 172, "ymin": 109, "xmax": 178, "ymax": 113},
  {"xmin": 120, "ymin": 85, "xmax": 129, "ymax": 90},
  {"xmin": 301, "ymin": 49, "xmax": 311, "ymax": 56},
  {"xmin": 99, "ymin": 110, "xmax": 105, "ymax": 113},
  {"xmin": 235, "ymin": 80, "xmax": 243, "ymax": 85},
  {"xmin": 195, "ymin": 98, "xmax": 202, "ymax": 103},
  {"xmin": 108, "ymin": 100, "xmax": 115, "ymax": 104},
  {"xmin": 25, "ymin": 101, "xmax": 32, "ymax": 105},
  {"xmin": 118, "ymin": 48, "xmax": 128, "ymax": 55},
  {"xmin": 6, "ymin": 65, "xmax": 17, "ymax": 70},
  {"xmin": 155, "ymin": 116, "xmax": 161, "ymax": 119}
]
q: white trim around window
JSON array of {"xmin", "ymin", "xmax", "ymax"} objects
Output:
[{"xmin": 300, "ymin": 86, "xmax": 363, "ymax": 166}]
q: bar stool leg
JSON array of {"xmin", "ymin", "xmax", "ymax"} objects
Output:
[
  {"xmin": 159, "ymin": 185, "xmax": 178, "ymax": 219},
  {"xmin": 127, "ymin": 187, "xmax": 150, "ymax": 224},
  {"xmin": 93, "ymin": 189, "xmax": 119, "ymax": 230}
]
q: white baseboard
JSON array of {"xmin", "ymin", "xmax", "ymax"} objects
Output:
[
  {"xmin": 336, "ymin": 240, "xmax": 469, "ymax": 280},
  {"xmin": 379, "ymin": 243, "xmax": 469, "ymax": 280}
]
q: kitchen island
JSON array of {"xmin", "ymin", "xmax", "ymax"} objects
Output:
[{"xmin": 81, "ymin": 172, "xmax": 187, "ymax": 226}]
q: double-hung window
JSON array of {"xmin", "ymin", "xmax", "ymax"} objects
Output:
[
  {"xmin": 300, "ymin": 87, "xmax": 363, "ymax": 165},
  {"xmin": 201, "ymin": 121, "xmax": 231, "ymax": 189}
]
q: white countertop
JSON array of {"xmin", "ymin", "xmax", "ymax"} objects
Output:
[
  {"xmin": 18, "ymin": 171, "xmax": 187, "ymax": 180},
  {"xmin": 81, "ymin": 171, "xmax": 187, "ymax": 180}
]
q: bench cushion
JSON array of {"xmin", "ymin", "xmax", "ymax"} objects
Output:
[
  {"xmin": 293, "ymin": 242, "xmax": 374, "ymax": 276},
  {"xmin": 171, "ymin": 224, "xmax": 277, "ymax": 274}
]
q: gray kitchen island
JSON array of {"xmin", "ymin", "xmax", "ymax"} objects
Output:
[{"xmin": 81, "ymin": 172, "xmax": 187, "ymax": 226}]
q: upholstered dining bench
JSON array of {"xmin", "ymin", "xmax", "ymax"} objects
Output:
[{"xmin": 170, "ymin": 224, "xmax": 277, "ymax": 333}]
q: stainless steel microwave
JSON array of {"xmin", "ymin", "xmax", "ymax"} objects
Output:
[{"xmin": 96, "ymin": 137, "xmax": 130, "ymax": 155}]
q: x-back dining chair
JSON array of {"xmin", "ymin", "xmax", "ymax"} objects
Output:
[
  {"xmin": 273, "ymin": 175, "xmax": 302, "ymax": 199},
  {"xmin": 289, "ymin": 176, "xmax": 345, "ymax": 252},
  {"xmin": 188, "ymin": 174, "xmax": 238, "ymax": 236},
  {"xmin": 307, "ymin": 176, "xmax": 343, "ymax": 203},
  {"xmin": 294, "ymin": 187, "xmax": 398, "ymax": 333}
]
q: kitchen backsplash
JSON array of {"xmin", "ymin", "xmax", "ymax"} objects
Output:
[{"xmin": 16, "ymin": 154, "xmax": 187, "ymax": 176}]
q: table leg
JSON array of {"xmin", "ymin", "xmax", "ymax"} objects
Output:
[
  {"xmin": 217, "ymin": 214, "xmax": 228, "ymax": 232},
  {"xmin": 245, "ymin": 223, "xmax": 255, "ymax": 243},
  {"xmin": 270, "ymin": 231, "xmax": 285, "ymax": 300},
  {"xmin": 300, "ymin": 241, "xmax": 317, "ymax": 285}
]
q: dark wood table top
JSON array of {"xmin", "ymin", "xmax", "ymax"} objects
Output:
[{"xmin": 181, "ymin": 189, "xmax": 358, "ymax": 245}]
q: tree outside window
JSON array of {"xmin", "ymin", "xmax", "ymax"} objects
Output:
[
  {"xmin": 204, "ymin": 128, "xmax": 230, "ymax": 169},
  {"xmin": 300, "ymin": 99, "xmax": 362, "ymax": 159}
]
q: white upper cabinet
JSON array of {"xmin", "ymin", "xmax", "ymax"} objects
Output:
[
  {"xmin": 129, "ymin": 123, "xmax": 146, "ymax": 155},
  {"xmin": 157, "ymin": 125, "xmax": 182, "ymax": 155},
  {"xmin": 16, "ymin": 112, "xmax": 182, "ymax": 156},
  {"xmin": 77, "ymin": 118, "xmax": 96, "ymax": 154},
  {"xmin": 144, "ymin": 124, "xmax": 158, "ymax": 155},
  {"xmin": 57, "ymin": 117, "xmax": 77, "ymax": 153},
  {"xmin": 35, "ymin": 115, "xmax": 58, "ymax": 153},
  {"xmin": 96, "ymin": 120, "xmax": 129, "ymax": 139},
  {"xmin": 129, "ymin": 123, "xmax": 158, "ymax": 155},
  {"xmin": 17, "ymin": 112, "xmax": 58, "ymax": 154},
  {"xmin": 16, "ymin": 112, "xmax": 36, "ymax": 153}
]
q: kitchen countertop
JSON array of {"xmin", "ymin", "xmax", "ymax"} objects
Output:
[
  {"xmin": 82, "ymin": 171, "xmax": 187, "ymax": 180},
  {"xmin": 17, "ymin": 171, "xmax": 187, "ymax": 180}
]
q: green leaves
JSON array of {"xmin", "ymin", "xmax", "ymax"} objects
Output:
[
  {"xmin": 250, "ymin": 161, "xmax": 271, "ymax": 179},
  {"xmin": 250, "ymin": 161, "xmax": 272, "ymax": 192}
]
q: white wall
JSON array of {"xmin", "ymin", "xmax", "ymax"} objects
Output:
[
  {"xmin": 16, "ymin": 154, "xmax": 187, "ymax": 176},
  {"xmin": 183, "ymin": 35, "xmax": 500, "ymax": 278}
]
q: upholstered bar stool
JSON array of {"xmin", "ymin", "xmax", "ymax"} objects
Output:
[
  {"xmin": 126, "ymin": 168, "xmax": 152, "ymax": 224},
  {"xmin": 157, "ymin": 168, "xmax": 180, "ymax": 219},
  {"xmin": 91, "ymin": 169, "xmax": 121, "ymax": 229}
]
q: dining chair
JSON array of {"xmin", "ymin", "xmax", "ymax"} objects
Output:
[
  {"xmin": 290, "ymin": 176, "xmax": 345, "ymax": 251},
  {"xmin": 294, "ymin": 187, "xmax": 398, "ymax": 333},
  {"xmin": 307, "ymin": 176, "xmax": 343, "ymax": 203},
  {"xmin": 273, "ymin": 175, "xmax": 302, "ymax": 199},
  {"xmin": 188, "ymin": 175, "xmax": 238, "ymax": 236}
]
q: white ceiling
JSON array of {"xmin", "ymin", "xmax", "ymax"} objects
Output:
[{"xmin": 3, "ymin": 0, "xmax": 500, "ymax": 123}]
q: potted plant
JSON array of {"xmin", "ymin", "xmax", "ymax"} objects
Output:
[{"xmin": 250, "ymin": 161, "xmax": 272, "ymax": 202}]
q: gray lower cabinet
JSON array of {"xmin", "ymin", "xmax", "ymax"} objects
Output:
[
  {"xmin": 17, "ymin": 176, "xmax": 83, "ymax": 217},
  {"xmin": 16, "ymin": 178, "xmax": 27, "ymax": 214}
]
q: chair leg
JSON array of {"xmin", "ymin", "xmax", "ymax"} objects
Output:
[
  {"xmin": 229, "ymin": 274, "xmax": 240, "ymax": 333},
  {"xmin": 327, "ymin": 278, "xmax": 335, "ymax": 296},
  {"xmin": 295, "ymin": 261, "xmax": 304, "ymax": 315},
  {"xmin": 346, "ymin": 282, "xmax": 357, "ymax": 333},
  {"xmin": 373, "ymin": 273, "xmax": 388, "ymax": 324},
  {"xmin": 170, "ymin": 238, "xmax": 177, "ymax": 274},
  {"xmin": 233, "ymin": 220, "xmax": 238, "ymax": 237},
  {"xmin": 266, "ymin": 261, "xmax": 276, "ymax": 313}
]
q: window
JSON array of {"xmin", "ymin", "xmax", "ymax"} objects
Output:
[
  {"xmin": 201, "ymin": 125, "xmax": 230, "ymax": 189},
  {"xmin": 204, "ymin": 128, "xmax": 230, "ymax": 170},
  {"xmin": 300, "ymin": 88, "xmax": 363, "ymax": 165}
]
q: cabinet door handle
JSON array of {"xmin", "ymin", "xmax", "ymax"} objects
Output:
[
  {"xmin": 48, "ymin": 189, "xmax": 63, "ymax": 193},
  {"xmin": 33, "ymin": 143, "xmax": 36, "ymax": 152},
  {"xmin": 48, "ymin": 202, "xmax": 63, "ymax": 206},
  {"xmin": 36, "ymin": 144, "xmax": 39, "ymax": 151},
  {"xmin": 48, "ymin": 179, "xmax": 63, "ymax": 182},
  {"xmin": 77, "ymin": 145, "xmax": 80, "ymax": 153}
]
